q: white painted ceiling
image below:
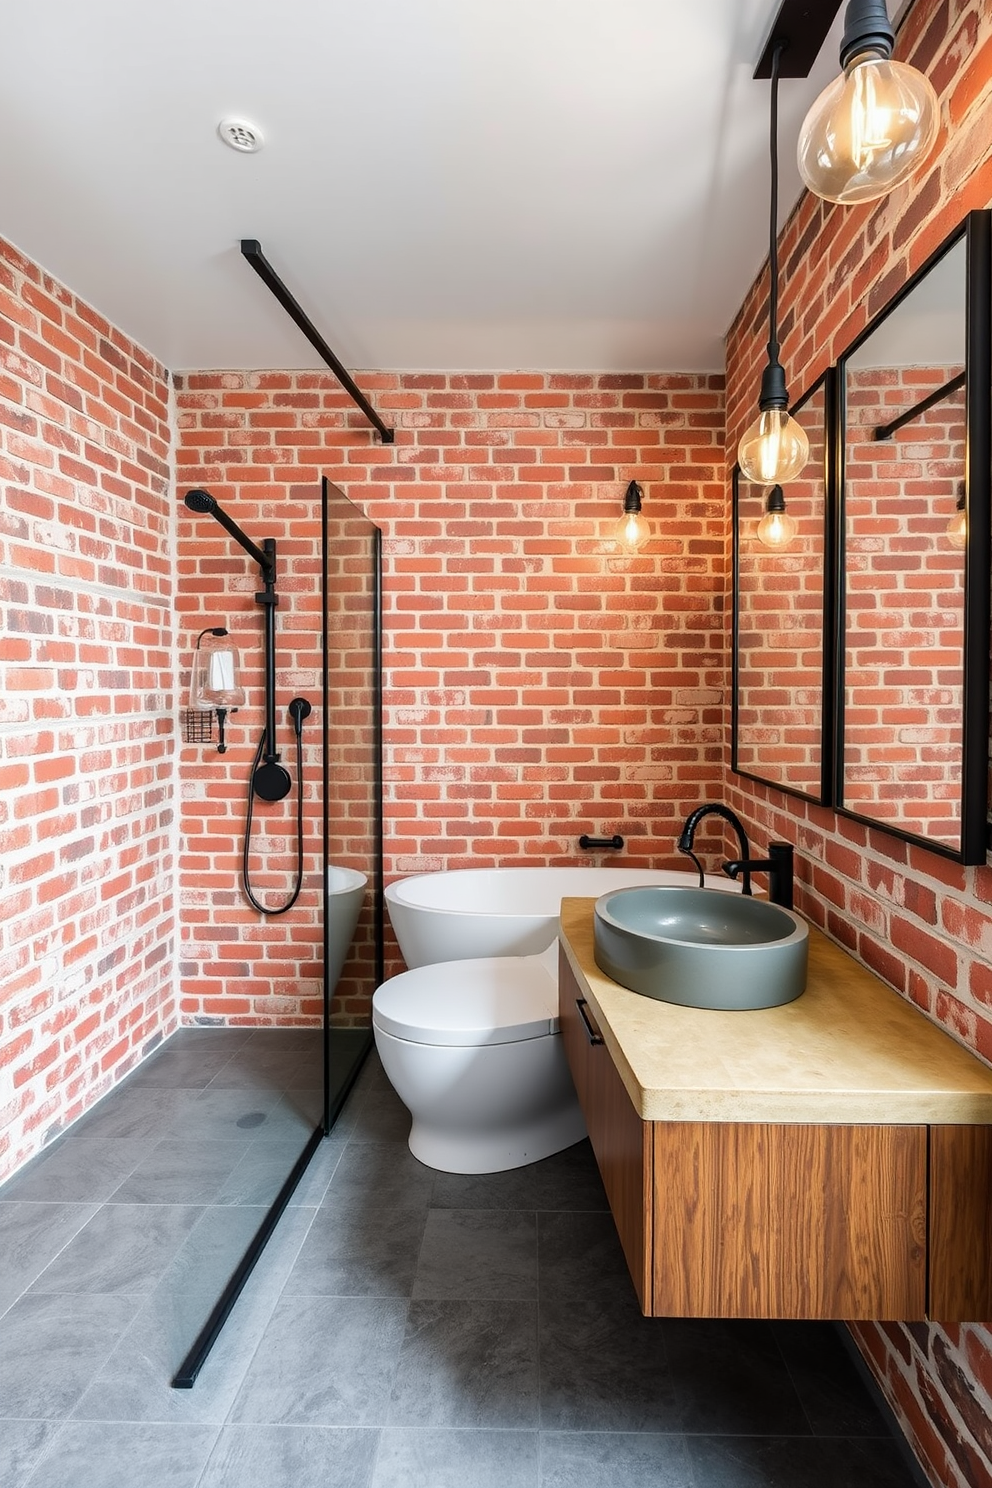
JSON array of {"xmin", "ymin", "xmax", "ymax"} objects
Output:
[{"xmin": 1, "ymin": 0, "xmax": 857, "ymax": 373}]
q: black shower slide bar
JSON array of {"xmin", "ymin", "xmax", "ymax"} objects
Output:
[{"xmin": 240, "ymin": 239, "xmax": 395, "ymax": 444}]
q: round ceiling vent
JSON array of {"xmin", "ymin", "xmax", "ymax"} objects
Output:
[{"xmin": 218, "ymin": 118, "xmax": 265, "ymax": 153}]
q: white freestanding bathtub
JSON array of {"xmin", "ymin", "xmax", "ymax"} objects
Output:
[
  {"xmin": 385, "ymin": 865, "xmax": 736, "ymax": 968},
  {"xmin": 326, "ymin": 866, "xmax": 367, "ymax": 993},
  {"xmin": 373, "ymin": 865, "xmax": 739, "ymax": 1174}
]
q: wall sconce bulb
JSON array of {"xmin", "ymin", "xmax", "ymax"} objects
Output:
[{"xmin": 615, "ymin": 480, "xmax": 650, "ymax": 551}]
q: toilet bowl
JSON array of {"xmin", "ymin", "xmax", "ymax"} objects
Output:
[{"xmin": 372, "ymin": 945, "xmax": 586, "ymax": 1173}]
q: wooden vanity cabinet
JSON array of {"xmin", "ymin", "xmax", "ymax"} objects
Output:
[
  {"xmin": 559, "ymin": 958, "xmax": 653, "ymax": 1310},
  {"xmin": 559, "ymin": 949, "xmax": 992, "ymax": 1322}
]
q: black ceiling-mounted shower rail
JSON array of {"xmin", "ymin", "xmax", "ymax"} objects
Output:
[{"xmin": 240, "ymin": 239, "xmax": 394, "ymax": 444}]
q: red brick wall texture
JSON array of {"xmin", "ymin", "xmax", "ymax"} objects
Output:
[
  {"xmin": 2, "ymin": 0, "xmax": 992, "ymax": 1478},
  {"xmin": 0, "ymin": 237, "xmax": 175, "ymax": 1183},
  {"xmin": 725, "ymin": 2, "xmax": 992, "ymax": 1484},
  {"xmin": 175, "ymin": 369, "xmax": 728, "ymax": 999}
]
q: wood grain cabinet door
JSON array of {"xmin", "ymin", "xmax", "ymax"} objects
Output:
[{"xmin": 652, "ymin": 1122, "xmax": 928, "ymax": 1320}]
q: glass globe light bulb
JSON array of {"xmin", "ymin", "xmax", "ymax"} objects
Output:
[
  {"xmin": 738, "ymin": 407, "xmax": 810, "ymax": 485},
  {"xmin": 797, "ymin": 50, "xmax": 939, "ymax": 205},
  {"xmin": 756, "ymin": 487, "xmax": 797, "ymax": 548},
  {"xmin": 615, "ymin": 508, "xmax": 650, "ymax": 551},
  {"xmin": 946, "ymin": 500, "xmax": 967, "ymax": 551}
]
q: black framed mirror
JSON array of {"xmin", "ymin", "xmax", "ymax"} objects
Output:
[
  {"xmin": 732, "ymin": 371, "xmax": 836, "ymax": 805},
  {"xmin": 836, "ymin": 211, "xmax": 990, "ymax": 864}
]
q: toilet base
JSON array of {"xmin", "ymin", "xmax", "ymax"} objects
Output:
[{"xmin": 373, "ymin": 1023, "xmax": 587, "ymax": 1174}]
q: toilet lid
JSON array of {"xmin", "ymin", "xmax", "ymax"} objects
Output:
[{"xmin": 372, "ymin": 949, "xmax": 560, "ymax": 1047}]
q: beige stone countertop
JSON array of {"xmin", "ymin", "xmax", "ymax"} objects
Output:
[{"xmin": 558, "ymin": 898, "xmax": 992, "ymax": 1125}]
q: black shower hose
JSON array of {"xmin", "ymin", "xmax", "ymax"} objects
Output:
[{"xmin": 242, "ymin": 726, "xmax": 305, "ymax": 915}]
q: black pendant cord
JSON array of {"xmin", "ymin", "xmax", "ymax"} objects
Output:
[
  {"xmin": 242, "ymin": 726, "xmax": 306, "ymax": 915},
  {"xmin": 766, "ymin": 43, "xmax": 784, "ymax": 371}
]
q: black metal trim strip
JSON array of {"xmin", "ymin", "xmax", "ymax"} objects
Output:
[
  {"xmin": 240, "ymin": 240, "xmax": 394, "ymax": 444},
  {"xmin": 171, "ymin": 1125, "xmax": 324, "ymax": 1389}
]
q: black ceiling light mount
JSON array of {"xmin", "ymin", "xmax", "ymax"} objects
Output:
[
  {"xmin": 737, "ymin": 42, "xmax": 810, "ymax": 486},
  {"xmin": 757, "ymin": 0, "xmax": 940, "ymax": 205}
]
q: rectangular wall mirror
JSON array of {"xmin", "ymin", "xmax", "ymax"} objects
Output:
[
  {"xmin": 836, "ymin": 211, "xmax": 990, "ymax": 864},
  {"xmin": 732, "ymin": 371, "xmax": 835, "ymax": 805}
]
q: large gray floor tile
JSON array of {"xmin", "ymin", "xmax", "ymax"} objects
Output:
[
  {"xmin": 214, "ymin": 1135, "xmax": 332, "ymax": 1207},
  {"xmin": 539, "ymin": 1296, "xmax": 679, "ymax": 1434},
  {"xmin": 663, "ymin": 1320, "xmax": 810, "ymax": 1436},
  {"xmin": 22, "ymin": 1421, "xmax": 218, "ymax": 1488},
  {"xmin": 127, "ymin": 1043, "xmax": 238, "ymax": 1089},
  {"xmin": 65, "ymin": 1087, "xmax": 187, "ymax": 1142},
  {"xmin": 348, "ymin": 1089, "xmax": 413, "ymax": 1144},
  {"xmin": 537, "ymin": 1210, "xmax": 639, "ymax": 1308},
  {"xmin": 72, "ymin": 1204, "xmax": 316, "ymax": 1426},
  {"xmin": 685, "ymin": 1434, "xmax": 918, "ymax": 1487},
  {"xmin": 413, "ymin": 1209, "xmax": 537, "ymax": 1300},
  {"xmin": 530, "ymin": 1141, "xmax": 608, "ymax": 1212},
  {"xmin": 430, "ymin": 1165, "xmax": 538, "ymax": 1211},
  {"xmin": 230, "ymin": 1295, "xmax": 409, "ymax": 1426},
  {"xmin": 29, "ymin": 1203, "xmax": 203, "ymax": 1295},
  {"xmin": 388, "ymin": 1299, "xmax": 540, "ymax": 1429},
  {"xmin": 0, "ymin": 1293, "xmax": 138, "ymax": 1418},
  {"xmin": 0, "ymin": 1202, "xmax": 100, "ymax": 1315},
  {"xmin": 773, "ymin": 1321, "xmax": 891, "ymax": 1437},
  {"xmin": 285, "ymin": 1203, "xmax": 428, "ymax": 1297},
  {"xmin": 200, "ymin": 1425, "xmax": 378, "ymax": 1488},
  {"xmin": 166, "ymin": 1088, "xmax": 283, "ymax": 1142},
  {"xmin": 0, "ymin": 1420, "xmax": 60, "ymax": 1488},
  {"xmin": 261, "ymin": 1088, "xmax": 324, "ymax": 1140},
  {"xmin": 0, "ymin": 1140, "xmax": 147, "ymax": 1204},
  {"xmin": 325, "ymin": 1141, "xmax": 436, "ymax": 1208},
  {"xmin": 110, "ymin": 1140, "xmax": 248, "ymax": 1205},
  {"xmin": 372, "ymin": 1428, "xmax": 539, "ymax": 1488},
  {"xmin": 540, "ymin": 1431, "xmax": 693, "ymax": 1488}
]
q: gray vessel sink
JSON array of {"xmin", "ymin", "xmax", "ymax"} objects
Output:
[{"xmin": 593, "ymin": 886, "xmax": 808, "ymax": 1011}]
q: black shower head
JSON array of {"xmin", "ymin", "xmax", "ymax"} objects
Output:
[{"xmin": 184, "ymin": 489, "xmax": 217, "ymax": 515}]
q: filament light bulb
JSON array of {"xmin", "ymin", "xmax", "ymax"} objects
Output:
[
  {"xmin": 615, "ymin": 480, "xmax": 650, "ymax": 551},
  {"xmin": 756, "ymin": 486, "xmax": 797, "ymax": 548},
  {"xmin": 738, "ymin": 407, "xmax": 810, "ymax": 486},
  {"xmin": 797, "ymin": 50, "xmax": 939, "ymax": 205},
  {"xmin": 946, "ymin": 497, "xmax": 967, "ymax": 551}
]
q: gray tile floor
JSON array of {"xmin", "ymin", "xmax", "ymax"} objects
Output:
[{"xmin": 0, "ymin": 1030, "xmax": 921, "ymax": 1487}]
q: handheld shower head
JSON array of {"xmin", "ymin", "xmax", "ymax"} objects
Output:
[{"xmin": 184, "ymin": 489, "xmax": 217, "ymax": 515}]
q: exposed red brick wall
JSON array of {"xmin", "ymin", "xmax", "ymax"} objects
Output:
[
  {"xmin": 725, "ymin": 3, "xmax": 992, "ymax": 1484},
  {"xmin": 176, "ymin": 370, "xmax": 727, "ymax": 1014},
  {"xmin": 0, "ymin": 237, "xmax": 175, "ymax": 1184}
]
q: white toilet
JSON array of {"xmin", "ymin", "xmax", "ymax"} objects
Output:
[{"xmin": 371, "ymin": 944, "xmax": 586, "ymax": 1173}]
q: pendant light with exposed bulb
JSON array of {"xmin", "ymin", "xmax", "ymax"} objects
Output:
[
  {"xmin": 738, "ymin": 44, "xmax": 810, "ymax": 487},
  {"xmin": 615, "ymin": 481, "xmax": 650, "ymax": 551},
  {"xmin": 797, "ymin": 0, "xmax": 939, "ymax": 205},
  {"xmin": 756, "ymin": 485, "xmax": 797, "ymax": 548}
]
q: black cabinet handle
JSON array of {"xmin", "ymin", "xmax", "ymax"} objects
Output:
[{"xmin": 576, "ymin": 998, "xmax": 605, "ymax": 1046}]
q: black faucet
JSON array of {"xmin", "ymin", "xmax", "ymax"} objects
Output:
[{"xmin": 677, "ymin": 803, "xmax": 795, "ymax": 910}]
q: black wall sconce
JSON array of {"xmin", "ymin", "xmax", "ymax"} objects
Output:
[{"xmin": 615, "ymin": 480, "xmax": 650, "ymax": 551}]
